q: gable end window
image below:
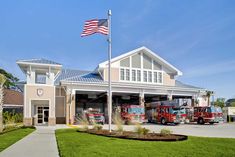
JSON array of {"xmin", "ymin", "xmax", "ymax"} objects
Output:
[
  {"xmin": 154, "ymin": 72, "xmax": 158, "ymax": 83},
  {"xmin": 36, "ymin": 73, "xmax": 46, "ymax": 84},
  {"xmin": 137, "ymin": 70, "xmax": 141, "ymax": 82},
  {"xmin": 132, "ymin": 70, "xmax": 136, "ymax": 81},
  {"xmin": 143, "ymin": 71, "xmax": 147, "ymax": 82},
  {"xmin": 126, "ymin": 69, "xmax": 130, "ymax": 81},
  {"xmin": 120, "ymin": 69, "xmax": 125, "ymax": 80},
  {"xmin": 148, "ymin": 71, "xmax": 152, "ymax": 82},
  {"xmin": 158, "ymin": 72, "xmax": 162, "ymax": 83}
]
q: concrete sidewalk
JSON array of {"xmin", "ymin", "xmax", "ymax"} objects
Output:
[{"xmin": 0, "ymin": 126, "xmax": 67, "ymax": 157}]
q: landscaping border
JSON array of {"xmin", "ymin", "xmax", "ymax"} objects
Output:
[{"xmin": 77, "ymin": 130, "xmax": 188, "ymax": 142}]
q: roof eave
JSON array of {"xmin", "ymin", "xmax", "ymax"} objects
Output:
[
  {"xmin": 16, "ymin": 61, "xmax": 62, "ymax": 67},
  {"xmin": 98, "ymin": 46, "xmax": 182, "ymax": 76}
]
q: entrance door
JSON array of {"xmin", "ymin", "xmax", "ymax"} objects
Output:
[{"xmin": 43, "ymin": 109, "xmax": 49, "ymax": 124}]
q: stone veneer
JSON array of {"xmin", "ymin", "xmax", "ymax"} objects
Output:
[
  {"xmin": 49, "ymin": 118, "xmax": 56, "ymax": 126},
  {"xmin": 24, "ymin": 118, "xmax": 33, "ymax": 126}
]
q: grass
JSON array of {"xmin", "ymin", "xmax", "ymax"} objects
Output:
[
  {"xmin": 0, "ymin": 127, "xmax": 35, "ymax": 152},
  {"xmin": 56, "ymin": 128, "xmax": 235, "ymax": 157}
]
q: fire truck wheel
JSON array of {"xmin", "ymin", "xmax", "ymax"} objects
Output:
[
  {"xmin": 161, "ymin": 118, "xmax": 166, "ymax": 125},
  {"xmin": 198, "ymin": 118, "xmax": 204, "ymax": 125}
]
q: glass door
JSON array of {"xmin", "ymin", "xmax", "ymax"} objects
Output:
[
  {"xmin": 43, "ymin": 109, "xmax": 49, "ymax": 124},
  {"xmin": 37, "ymin": 107, "xmax": 43, "ymax": 124}
]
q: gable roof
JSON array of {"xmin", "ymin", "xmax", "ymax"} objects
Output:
[
  {"xmin": 17, "ymin": 58, "xmax": 62, "ymax": 66},
  {"xmin": 175, "ymin": 80, "xmax": 203, "ymax": 90},
  {"xmin": 98, "ymin": 46, "xmax": 182, "ymax": 76}
]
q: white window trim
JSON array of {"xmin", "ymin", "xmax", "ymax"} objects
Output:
[{"xmin": 119, "ymin": 52, "xmax": 164, "ymax": 85}]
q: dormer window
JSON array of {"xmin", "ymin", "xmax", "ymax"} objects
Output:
[{"xmin": 36, "ymin": 73, "xmax": 46, "ymax": 84}]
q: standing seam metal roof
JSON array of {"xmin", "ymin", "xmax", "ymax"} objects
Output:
[
  {"xmin": 54, "ymin": 69, "xmax": 99, "ymax": 85},
  {"xmin": 17, "ymin": 58, "xmax": 62, "ymax": 65}
]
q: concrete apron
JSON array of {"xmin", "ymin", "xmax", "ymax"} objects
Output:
[{"xmin": 0, "ymin": 126, "xmax": 59, "ymax": 157}]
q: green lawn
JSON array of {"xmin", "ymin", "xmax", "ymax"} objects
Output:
[
  {"xmin": 56, "ymin": 129, "xmax": 235, "ymax": 157},
  {"xmin": 0, "ymin": 128, "xmax": 35, "ymax": 152}
]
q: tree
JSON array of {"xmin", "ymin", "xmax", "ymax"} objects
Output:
[
  {"xmin": 0, "ymin": 68, "xmax": 19, "ymax": 89},
  {"xmin": 206, "ymin": 91, "xmax": 214, "ymax": 106},
  {"xmin": 231, "ymin": 102, "xmax": 235, "ymax": 107},
  {"xmin": 214, "ymin": 98, "xmax": 225, "ymax": 108},
  {"xmin": 0, "ymin": 74, "xmax": 6, "ymax": 132}
]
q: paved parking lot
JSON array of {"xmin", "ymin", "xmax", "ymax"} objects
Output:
[{"xmin": 101, "ymin": 123, "xmax": 235, "ymax": 138}]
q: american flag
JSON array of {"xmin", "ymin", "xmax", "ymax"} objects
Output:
[{"xmin": 81, "ymin": 19, "xmax": 109, "ymax": 37}]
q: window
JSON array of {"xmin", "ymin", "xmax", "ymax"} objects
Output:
[
  {"xmin": 126, "ymin": 69, "xmax": 130, "ymax": 81},
  {"xmin": 36, "ymin": 73, "xmax": 46, "ymax": 84},
  {"xmin": 120, "ymin": 57, "xmax": 130, "ymax": 67},
  {"xmin": 120, "ymin": 69, "xmax": 125, "ymax": 80},
  {"xmin": 148, "ymin": 71, "xmax": 152, "ymax": 82},
  {"xmin": 154, "ymin": 72, "xmax": 158, "ymax": 83},
  {"xmin": 137, "ymin": 70, "xmax": 141, "ymax": 82},
  {"xmin": 158, "ymin": 72, "xmax": 162, "ymax": 83},
  {"xmin": 132, "ymin": 70, "xmax": 136, "ymax": 81},
  {"xmin": 143, "ymin": 71, "xmax": 147, "ymax": 82}
]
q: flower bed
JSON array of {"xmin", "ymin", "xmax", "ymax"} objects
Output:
[{"xmin": 77, "ymin": 129, "xmax": 188, "ymax": 141}]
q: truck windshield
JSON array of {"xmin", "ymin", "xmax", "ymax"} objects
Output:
[
  {"xmin": 216, "ymin": 107, "xmax": 222, "ymax": 113},
  {"xmin": 208, "ymin": 106, "xmax": 216, "ymax": 113},
  {"xmin": 170, "ymin": 108, "xmax": 186, "ymax": 114},
  {"xmin": 128, "ymin": 108, "xmax": 144, "ymax": 114}
]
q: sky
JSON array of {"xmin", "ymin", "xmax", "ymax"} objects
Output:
[{"xmin": 0, "ymin": 0, "xmax": 235, "ymax": 99}]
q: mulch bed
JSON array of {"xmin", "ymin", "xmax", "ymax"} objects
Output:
[{"xmin": 77, "ymin": 129, "xmax": 188, "ymax": 142}]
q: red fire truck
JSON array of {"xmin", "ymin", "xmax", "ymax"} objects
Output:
[
  {"xmin": 121, "ymin": 105, "xmax": 146, "ymax": 124},
  {"xmin": 192, "ymin": 106, "xmax": 223, "ymax": 124},
  {"xmin": 84, "ymin": 108, "xmax": 105, "ymax": 125},
  {"xmin": 146, "ymin": 101, "xmax": 187, "ymax": 125}
]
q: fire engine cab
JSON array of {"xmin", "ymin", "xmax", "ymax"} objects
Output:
[
  {"xmin": 84, "ymin": 108, "xmax": 105, "ymax": 125},
  {"xmin": 121, "ymin": 104, "xmax": 145, "ymax": 124},
  {"xmin": 146, "ymin": 101, "xmax": 186, "ymax": 125}
]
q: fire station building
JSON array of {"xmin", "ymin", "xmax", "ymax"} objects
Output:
[{"xmin": 17, "ymin": 46, "xmax": 208, "ymax": 126}]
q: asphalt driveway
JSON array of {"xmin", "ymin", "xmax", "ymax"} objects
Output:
[{"xmin": 101, "ymin": 123, "xmax": 235, "ymax": 138}]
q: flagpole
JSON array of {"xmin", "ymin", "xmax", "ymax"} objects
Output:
[{"xmin": 108, "ymin": 10, "xmax": 112, "ymax": 132}]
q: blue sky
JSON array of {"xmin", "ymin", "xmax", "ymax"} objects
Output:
[{"xmin": 0, "ymin": 0, "xmax": 235, "ymax": 99}]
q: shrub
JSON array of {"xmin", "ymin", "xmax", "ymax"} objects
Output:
[
  {"xmin": 77, "ymin": 114, "xmax": 89, "ymax": 131},
  {"xmin": 134, "ymin": 123, "xmax": 143, "ymax": 136},
  {"xmin": 113, "ymin": 111, "xmax": 124, "ymax": 133},
  {"xmin": 160, "ymin": 128, "xmax": 172, "ymax": 136},
  {"xmin": 3, "ymin": 111, "xmax": 23, "ymax": 124},
  {"xmin": 134, "ymin": 123, "xmax": 150, "ymax": 137},
  {"xmin": 142, "ymin": 128, "xmax": 150, "ymax": 136},
  {"xmin": 92, "ymin": 123, "xmax": 103, "ymax": 131}
]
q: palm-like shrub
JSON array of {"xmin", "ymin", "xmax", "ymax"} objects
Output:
[
  {"xmin": 0, "ymin": 74, "xmax": 6, "ymax": 132},
  {"xmin": 160, "ymin": 128, "xmax": 172, "ymax": 136},
  {"xmin": 113, "ymin": 111, "xmax": 124, "ymax": 133}
]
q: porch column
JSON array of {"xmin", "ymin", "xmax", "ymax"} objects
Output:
[
  {"xmin": 49, "ymin": 103, "xmax": 56, "ymax": 126},
  {"xmin": 65, "ymin": 88, "xmax": 72, "ymax": 125},
  {"xmin": 23, "ymin": 85, "xmax": 33, "ymax": 126},
  {"xmin": 70, "ymin": 94, "xmax": 76, "ymax": 125},
  {"xmin": 139, "ymin": 92, "xmax": 145, "ymax": 106},
  {"xmin": 167, "ymin": 91, "xmax": 173, "ymax": 101}
]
